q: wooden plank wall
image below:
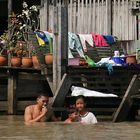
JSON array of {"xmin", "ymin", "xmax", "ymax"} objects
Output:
[
  {"xmin": 112, "ymin": 0, "xmax": 137, "ymax": 40},
  {"xmin": 40, "ymin": 0, "xmax": 137, "ymax": 41}
]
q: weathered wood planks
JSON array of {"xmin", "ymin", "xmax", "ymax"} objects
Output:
[
  {"xmin": 40, "ymin": 0, "xmax": 137, "ymax": 40},
  {"xmin": 0, "ymin": 66, "xmax": 53, "ymax": 114},
  {"xmin": 113, "ymin": 75, "xmax": 139, "ymax": 122}
]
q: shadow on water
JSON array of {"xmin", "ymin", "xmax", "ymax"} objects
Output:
[{"xmin": 0, "ymin": 116, "xmax": 140, "ymax": 140}]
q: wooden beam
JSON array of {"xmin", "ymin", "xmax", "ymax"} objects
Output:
[
  {"xmin": 8, "ymin": 0, "xmax": 13, "ymax": 66},
  {"xmin": 18, "ymin": 73, "xmax": 45, "ymax": 80},
  {"xmin": 53, "ymin": 6, "xmax": 59, "ymax": 91},
  {"xmin": 17, "ymin": 101, "xmax": 36, "ymax": 110},
  {"xmin": 113, "ymin": 75, "xmax": 139, "ymax": 122},
  {"xmin": 52, "ymin": 73, "xmax": 72, "ymax": 107},
  {"xmin": 46, "ymin": 0, "xmax": 50, "ymax": 30},
  {"xmin": 41, "ymin": 66, "xmax": 53, "ymax": 76},
  {"xmin": 61, "ymin": 5, "xmax": 68, "ymax": 77},
  {"xmin": 0, "ymin": 101, "xmax": 7, "ymax": 111},
  {"xmin": 7, "ymin": 73, "xmax": 17, "ymax": 115}
]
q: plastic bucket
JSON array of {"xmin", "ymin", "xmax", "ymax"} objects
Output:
[
  {"xmin": 126, "ymin": 55, "xmax": 136, "ymax": 64},
  {"xmin": 112, "ymin": 57, "xmax": 126, "ymax": 64}
]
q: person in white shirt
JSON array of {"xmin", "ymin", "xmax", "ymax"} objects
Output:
[{"xmin": 65, "ymin": 95, "xmax": 97, "ymax": 124}]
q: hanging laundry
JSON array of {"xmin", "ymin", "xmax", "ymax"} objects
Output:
[
  {"xmin": 78, "ymin": 34, "xmax": 94, "ymax": 52},
  {"xmin": 43, "ymin": 31, "xmax": 54, "ymax": 41},
  {"xmin": 35, "ymin": 31, "xmax": 49, "ymax": 45},
  {"xmin": 96, "ymin": 57, "xmax": 115, "ymax": 74},
  {"xmin": 43, "ymin": 31, "xmax": 54, "ymax": 53},
  {"xmin": 36, "ymin": 34, "xmax": 46, "ymax": 46},
  {"xmin": 103, "ymin": 35, "xmax": 114, "ymax": 45},
  {"xmin": 92, "ymin": 32, "xmax": 109, "ymax": 47},
  {"xmin": 68, "ymin": 48, "xmax": 74, "ymax": 58},
  {"xmin": 68, "ymin": 32, "xmax": 85, "ymax": 58}
]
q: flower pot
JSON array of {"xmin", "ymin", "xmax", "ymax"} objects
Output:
[
  {"xmin": 22, "ymin": 57, "xmax": 33, "ymax": 68},
  {"xmin": 32, "ymin": 56, "xmax": 41, "ymax": 69},
  {"xmin": 11, "ymin": 57, "xmax": 22, "ymax": 67},
  {"xmin": 126, "ymin": 55, "xmax": 136, "ymax": 64},
  {"xmin": 45, "ymin": 53, "xmax": 53, "ymax": 65},
  {"xmin": 0, "ymin": 55, "xmax": 7, "ymax": 66}
]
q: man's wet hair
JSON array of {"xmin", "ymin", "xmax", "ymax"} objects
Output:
[{"xmin": 37, "ymin": 94, "xmax": 49, "ymax": 98}]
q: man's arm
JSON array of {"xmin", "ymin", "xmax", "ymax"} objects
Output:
[{"xmin": 24, "ymin": 107, "xmax": 47, "ymax": 123}]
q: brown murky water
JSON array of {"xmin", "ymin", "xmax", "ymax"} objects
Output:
[{"xmin": 0, "ymin": 116, "xmax": 140, "ymax": 140}]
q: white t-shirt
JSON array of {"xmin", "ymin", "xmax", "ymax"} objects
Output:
[{"xmin": 79, "ymin": 112, "xmax": 97, "ymax": 124}]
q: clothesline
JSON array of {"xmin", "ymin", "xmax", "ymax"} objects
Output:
[{"xmin": 68, "ymin": 32, "xmax": 117, "ymax": 59}]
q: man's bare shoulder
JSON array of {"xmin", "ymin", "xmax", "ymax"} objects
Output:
[{"xmin": 25, "ymin": 105, "xmax": 35, "ymax": 111}]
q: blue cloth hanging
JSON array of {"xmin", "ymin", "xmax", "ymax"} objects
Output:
[
  {"xmin": 35, "ymin": 31, "xmax": 49, "ymax": 44},
  {"xmin": 103, "ymin": 35, "xmax": 114, "ymax": 45}
]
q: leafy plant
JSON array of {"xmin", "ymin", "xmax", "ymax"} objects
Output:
[
  {"xmin": 17, "ymin": 1, "xmax": 39, "ymax": 33},
  {"xmin": 0, "ymin": 32, "xmax": 9, "ymax": 55},
  {"xmin": 16, "ymin": 1, "xmax": 39, "ymax": 57},
  {"xmin": 0, "ymin": 1, "xmax": 40, "ymax": 58}
]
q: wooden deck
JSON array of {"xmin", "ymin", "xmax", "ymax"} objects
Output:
[{"xmin": 0, "ymin": 66, "xmax": 53, "ymax": 114}]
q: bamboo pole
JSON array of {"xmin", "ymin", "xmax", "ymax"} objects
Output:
[{"xmin": 8, "ymin": 0, "xmax": 13, "ymax": 66}]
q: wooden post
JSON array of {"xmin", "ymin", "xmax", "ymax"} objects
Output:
[
  {"xmin": 8, "ymin": 0, "xmax": 13, "ymax": 66},
  {"xmin": 113, "ymin": 75, "xmax": 139, "ymax": 122},
  {"xmin": 61, "ymin": 2, "xmax": 68, "ymax": 77},
  {"xmin": 53, "ymin": 0, "xmax": 68, "ymax": 92},
  {"xmin": 8, "ymin": 0, "xmax": 12, "ymax": 28},
  {"xmin": 106, "ymin": 0, "xmax": 112, "ymax": 34},
  {"xmin": 53, "ymin": 1, "xmax": 59, "ymax": 92},
  {"xmin": 52, "ymin": 73, "xmax": 72, "ymax": 107},
  {"xmin": 46, "ymin": 0, "xmax": 50, "ymax": 31},
  {"xmin": 7, "ymin": 72, "xmax": 18, "ymax": 114}
]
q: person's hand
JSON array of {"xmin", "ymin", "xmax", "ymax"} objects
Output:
[{"xmin": 41, "ymin": 106, "xmax": 48, "ymax": 115}]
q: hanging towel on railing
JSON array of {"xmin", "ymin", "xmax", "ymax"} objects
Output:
[
  {"xmin": 43, "ymin": 31, "xmax": 54, "ymax": 53},
  {"xmin": 43, "ymin": 31, "xmax": 54, "ymax": 41},
  {"xmin": 78, "ymin": 34, "xmax": 94, "ymax": 52},
  {"xmin": 92, "ymin": 32, "xmax": 109, "ymax": 47},
  {"xmin": 36, "ymin": 34, "xmax": 46, "ymax": 46},
  {"xmin": 103, "ymin": 35, "xmax": 114, "ymax": 45},
  {"xmin": 68, "ymin": 32, "xmax": 85, "ymax": 58},
  {"xmin": 35, "ymin": 31, "xmax": 49, "ymax": 46}
]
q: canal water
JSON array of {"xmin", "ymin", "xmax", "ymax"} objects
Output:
[{"xmin": 0, "ymin": 115, "xmax": 140, "ymax": 140}]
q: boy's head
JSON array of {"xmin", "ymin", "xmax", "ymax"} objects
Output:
[
  {"xmin": 37, "ymin": 94, "xmax": 49, "ymax": 107},
  {"xmin": 75, "ymin": 95, "xmax": 86, "ymax": 112}
]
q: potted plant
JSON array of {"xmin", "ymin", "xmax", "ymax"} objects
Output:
[
  {"xmin": 45, "ymin": 36, "xmax": 53, "ymax": 65},
  {"xmin": 16, "ymin": 1, "xmax": 39, "ymax": 68},
  {"xmin": 0, "ymin": 33, "xmax": 8, "ymax": 66},
  {"xmin": 21, "ymin": 41, "xmax": 33, "ymax": 68},
  {"xmin": 8, "ymin": 13, "xmax": 24, "ymax": 67},
  {"xmin": 31, "ymin": 45, "xmax": 41, "ymax": 69},
  {"xmin": 10, "ymin": 41, "xmax": 23, "ymax": 67}
]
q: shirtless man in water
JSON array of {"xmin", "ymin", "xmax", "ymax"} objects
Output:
[{"xmin": 24, "ymin": 94, "xmax": 50, "ymax": 123}]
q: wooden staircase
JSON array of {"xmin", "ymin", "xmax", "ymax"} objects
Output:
[{"xmin": 52, "ymin": 66, "xmax": 140, "ymax": 121}]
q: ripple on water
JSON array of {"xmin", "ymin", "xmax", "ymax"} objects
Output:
[{"xmin": 0, "ymin": 116, "xmax": 140, "ymax": 140}]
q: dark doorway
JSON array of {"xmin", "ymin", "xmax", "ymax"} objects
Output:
[
  {"xmin": 0, "ymin": 0, "xmax": 8, "ymax": 35},
  {"xmin": 12, "ymin": 0, "xmax": 41, "ymax": 14},
  {"xmin": 0, "ymin": 0, "xmax": 41, "ymax": 35}
]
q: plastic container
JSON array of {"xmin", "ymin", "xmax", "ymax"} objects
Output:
[
  {"xmin": 68, "ymin": 58, "xmax": 80, "ymax": 66},
  {"xmin": 112, "ymin": 57, "xmax": 126, "ymax": 64},
  {"xmin": 126, "ymin": 55, "xmax": 136, "ymax": 64},
  {"xmin": 114, "ymin": 50, "xmax": 120, "ymax": 57}
]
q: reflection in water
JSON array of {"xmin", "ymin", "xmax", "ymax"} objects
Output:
[{"xmin": 0, "ymin": 116, "xmax": 140, "ymax": 140}]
